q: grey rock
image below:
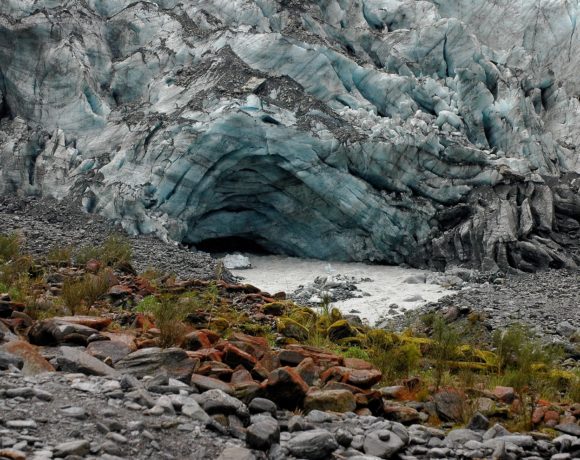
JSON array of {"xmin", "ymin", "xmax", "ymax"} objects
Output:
[
  {"xmin": 467, "ymin": 412, "xmax": 490, "ymax": 431},
  {"xmin": 445, "ymin": 429, "xmax": 483, "ymax": 446},
  {"xmin": 115, "ymin": 347, "xmax": 197, "ymax": 381},
  {"xmin": 287, "ymin": 429, "xmax": 339, "ymax": 460},
  {"xmin": 181, "ymin": 399, "xmax": 209, "ymax": 423},
  {"xmin": 217, "ymin": 447, "xmax": 256, "ymax": 460},
  {"xmin": 555, "ymin": 423, "xmax": 580, "ymax": 437},
  {"xmin": 248, "ymin": 397, "xmax": 277, "ymax": 417},
  {"xmin": 197, "ymin": 389, "xmax": 250, "ymax": 425},
  {"xmin": 246, "ymin": 418, "xmax": 280, "ymax": 450},
  {"xmin": 0, "ymin": 350, "xmax": 23, "ymax": 370},
  {"xmin": 53, "ymin": 440, "xmax": 90, "ymax": 457},
  {"xmin": 56, "ymin": 346, "xmax": 118, "ymax": 377},
  {"xmin": 363, "ymin": 430, "xmax": 406, "ymax": 458}
]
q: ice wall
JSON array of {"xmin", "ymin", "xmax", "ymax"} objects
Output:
[{"xmin": 0, "ymin": 0, "xmax": 579, "ymax": 271}]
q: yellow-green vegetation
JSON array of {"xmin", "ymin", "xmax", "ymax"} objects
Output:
[
  {"xmin": 61, "ymin": 271, "xmax": 112, "ymax": 315},
  {"xmin": 75, "ymin": 234, "xmax": 132, "ymax": 268},
  {"xmin": 136, "ymin": 295, "xmax": 191, "ymax": 347},
  {"xmin": 0, "ymin": 233, "xmax": 20, "ymax": 263}
]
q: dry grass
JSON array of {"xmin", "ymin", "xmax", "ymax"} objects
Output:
[{"xmin": 61, "ymin": 271, "xmax": 112, "ymax": 315}]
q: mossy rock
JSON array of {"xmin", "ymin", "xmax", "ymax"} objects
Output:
[
  {"xmin": 262, "ymin": 302, "xmax": 288, "ymax": 316},
  {"xmin": 277, "ymin": 316, "xmax": 309, "ymax": 341},
  {"xmin": 330, "ymin": 308, "xmax": 342, "ymax": 323},
  {"xmin": 209, "ymin": 317, "xmax": 230, "ymax": 333},
  {"xmin": 238, "ymin": 322, "xmax": 269, "ymax": 336},
  {"xmin": 337, "ymin": 336, "xmax": 366, "ymax": 346},
  {"xmin": 327, "ymin": 319, "xmax": 359, "ymax": 341},
  {"xmin": 288, "ymin": 307, "xmax": 317, "ymax": 326}
]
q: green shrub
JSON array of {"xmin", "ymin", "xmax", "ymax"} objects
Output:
[
  {"xmin": 137, "ymin": 295, "xmax": 194, "ymax": 347},
  {"xmin": 62, "ymin": 272, "xmax": 111, "ymax": 315},
  {"xmin": 0, "ymin": 233, "xmax": 20, "ymax": 263},
  {"xmin": 430, "ymin": 316, "xmax": 461, "ymax": 389},
  {"xmin": 75, "ymin": 234, "xmax": 132, "ymax": 267}
]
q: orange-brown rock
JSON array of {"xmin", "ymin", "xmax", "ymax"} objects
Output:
[
  {"xmin": 223, "ymin": 343, "xmax": 257, "ymax": 370},
  {"xmin": 344, "ymin": 358, "xmax": 374, "ymax": 370},
  {"xmin": 85, "ymin": 259, "xmax": 102, "ymax": 273},
  {"xmin": 296, "ymin": 357, "xmax": 320, "ymax": 386},
  {"xmin": 231, "ymin": 366, "xmax": 255, "ymax": 385},
  {"xmin": 304, "ymin": 390, "xmax": 356, "ymax": 413},
  {"xmin": 262, "ymin": 366, "xmax": 310, "ymax": 410},
  {"xmin": 281, "ymin": 344, "xmax": 343, "ymax": 368},
  {"xmin": 383, "ymin": 403, "xmax": 422, "ymax": 424},
  {"xmin": 320, "ymin": 366, "xmax": 382, "ymax": 389},
  {"xmin": 101, "ymin": 332, "xmax": 137, "ymax": 351},
  {"xmin": 52, "ymin": 316, "xmax": 112, "ymax": 331},
  {"xmin": 2, "ymin": 341, "xmax": 55, "ymax": 375},
  {"xmin": 136, "ymin": 338, "xmax": 159, "ymax": 349},
  {"xmin": 182, "ymin": 331, "xmax": 212, "ymax": 351},
  {"xmin": 107, "ymin": 284, "xmax": 133, "ymax": 297},
  {"xmin": 323, "ymin": 381, "xmax": 364, "ymax": 394},
  {"xmin": 492, "ymin": 386, "xmax": 515, "ymax": 404},
  {"xmin": 197, "ymin": 361, "xmax": 233, "ymax": 380},
  {"xmin": 186, "ymin": 348, "xmax": 223, "ymax": 362},
  {"xmin": 191, "ymin": 374, "xmax": 234, "ymax": 394},
  {"xmin": 199, "ymin": 329, "xmax": 220, "ymax": 345}
]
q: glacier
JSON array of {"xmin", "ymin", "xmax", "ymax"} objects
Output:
[{"xmin": 0, "ymin": 0, "xmax": 579, "ymax": 272}]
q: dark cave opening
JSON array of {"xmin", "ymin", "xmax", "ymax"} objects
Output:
[{"xmin": 195, "ymin": 236, "xmax": 273, "ymax": 255}]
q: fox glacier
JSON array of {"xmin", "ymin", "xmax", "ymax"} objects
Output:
[{"xmin": 0, "ymin": 0, "xmax": 579, "ymax": 272}]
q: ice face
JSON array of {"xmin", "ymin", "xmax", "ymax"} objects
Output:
[{"xmin": 0, "ymin": 0, "xmax": 578, "ymax": 271}]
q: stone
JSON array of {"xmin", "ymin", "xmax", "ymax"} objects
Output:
[
  {"xmin": 262, "ymin": 366, "xmax": 310, "ymax": 410},
  {"xmin": 197, "ymin": 389, "xmax": 250, "ymax": 424},
  {"xmin": 304, "ymin": 390, "xmax": 357, "ymax": 413},
  {"xmin": 492, "ymin": 386, "xmax": 515, "ymax": 404},
  {"xmin": 382, "ymin": 404, "xmax": 422, "ymax": 424},
  {"xmin": 327, "ymin": 320, "xmax": 359, "ymax": 341},
  {"xmin": 445, "ymin": 429, "xmax": 483, "ymax": 446},
  {"xmin": 222, "ymin": 343, "xmax": 257, "ymax": 370},
  {"xmin": 467, "ymin": 412, "xmax": 490, "ymax": 431},
  {"xmin": 56, "ymin": 346, "xmax": 118, "ymax": 376},
  {"xmin": 86, "ymin": 340, "xmax": 131, "ymax": 363},
  {"xmin": 181, "ymin": 331, "xmax": 212, "ymax": 351},
  {"xmin": 115, "ymin": 347, "xmax": 198, "ymax": 381},
  {"xmin": 53, "ymin": 440, "xmax": 90, "ymax": 457},
  {"xmin": 0, "ymin": 350, "xmax": 23, "ymax": 370},
  {"xmin": 1, "ymin": 341, "xmax": 55, "ymax": 375},
  {"xmin": 181, "ymin": 400, "xmax": 210, "ymax": 423},
  {"xmin": 363, "ymin": 430, "xmax": 406, "ymax": 458},
  {"xmin": 321, "ymin": 366, "xmax": 383, "ymax": 389},
  {"xmin": 555, "ymin": 423, "xmax": 580, "ymax": 437},
  {"xmin": 51, "ymin": 316, "xmax": 112, "ymax": 330},
  {"xmin": 217, "ymin": 447, "xmax": 256, "ymax": 460},
  {"xmin": 246, "ymin": 418, "xmax": 280, "ymax": 450},
  {"xmin": 248, "ymin": 397, "xmax": 277, "ymax": 417},
  {"xmin": 277, "ymin": 317, "xmax": 308, "ymax": 341},
  {"xmin": 190, "ymin": 374, "xmax": 233, "ymax": 394},
  {"xmin": 223, "ymin": 254, "xmax": 252, "ymax": 270},
  {"xmin": 28, "ymin": 319, "xmax": 102, "ymax": 346},
  {"xmin": 287, "ymin": 429, "xmax": 339, "ymax": 460},
  {"xmin": 434, "ymin": 390, "xmax": 465, "ymax": 422}
]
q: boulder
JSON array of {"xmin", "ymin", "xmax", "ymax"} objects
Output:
[
  {"xmin": 56, "ymin": 346, "xmax": 118, "ymax": 377},
  {"xmin": 277, "ymin": 317, "xmax": 308, "ymax": 341},
  {"xmin": 434, "ymin": 390, "xmax": 465, "ymax": 422},
  {"xmin": 262, "ymin": 366, "xmax": 310, "ymax": 410},
  {"xmin": 363, "ymin": 430, "xmax": 406, "ymax": 458},
  {"xmin": 86, "ymin": 340, "xmax": 131, "ymax": 364},
  {"xmin": 1, "ymin": 341, "xmax": 55, "ymax": 375},
  {"xmin": 28, "ymin": 319, "xmax": 103, "ymax": 346},
  {"xmin": 327, "ymin": 320, "xmax": 359, "ymax": 341},
  {"xmin": 304, "ymin": 390, "xmax": 356, "ymax": 413},
  {"xmin": 246, "ymin": 418, "xmax": 280, "ymax": 450},
  {"xmin": 115, "ymin": 347, "xmax": 198, "ymax": 381},
  {"xmin": 287, "ymin": 429, "xmax": 339, "ymax": 460},
  {"xmin": 191, "ymin": 374, "xmax": 234, "ymax": 394}
]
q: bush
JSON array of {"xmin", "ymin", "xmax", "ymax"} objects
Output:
[
  {"xmin": 62, "ymin": 272, "xmax": 111, "ymax": 315},
  {"xmin": 430, "ymin": 316, "xmax": 461, "ymax": 390},
  {"xmin": 0, "ymin": 233, "xmax": 20, "ymax": 262},
  {"xmin": 75, "ymin": 234, "xmax": 132, "ymax": 268},
  {"xmin": 136, "ymin": 295, "xmax": 194, "ymax": 347}
]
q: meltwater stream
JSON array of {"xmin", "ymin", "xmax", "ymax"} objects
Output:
[{"xmin": 230, "ymin": 255, "xmax": 455, "ymax": 326}]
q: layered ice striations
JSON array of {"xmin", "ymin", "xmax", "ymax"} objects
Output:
[{"xmin": 0, "ymin": 0, "xmax": 579, "ymax": 272}]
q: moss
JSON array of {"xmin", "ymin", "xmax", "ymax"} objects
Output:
[
  {"xmin": 262, "ymin": 301, "xmax": 288, "ymax": 316},
  {"xmin": 288, "ymin": 306, "xmax": 317, "ymax": 326},
  {"xmin": 209, "ymin": 317, "xmax": 230, "ymax": 333},
  {"xmin": 277, "ymin": 316, "xmax": 309, "ymax": 341},
  {"xmin": 327, "ymin": 319, "xmax": 359, "ymax": 341},
  {"xmin": 330, "ymin": 307, "xmax": 342, "ymax": 323},
  {"xmin": 337, "ymin": 336, "xmax": 366, "ymax": 347},
  {"xmin": 238, "ymin": 322, "xmax": 269, "ymax": 336},
  {"xmin": 366, "ymin": 329, "xmax": 397, "ymax": 349}
]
